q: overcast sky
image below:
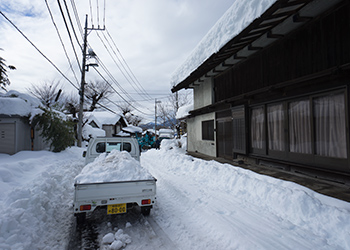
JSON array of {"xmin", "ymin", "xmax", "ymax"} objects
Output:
[{"xmin": 0, "ymin": 0, "xmax": 233, "ymax": 122}]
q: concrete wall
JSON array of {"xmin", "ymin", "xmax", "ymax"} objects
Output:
[
  {"xmin": 187, "ymin": 112, "xmax": 216, "ymax": 157},
  {"xmin": 193, "ymin": 78, "xmax": 213, "ymax": 110}
]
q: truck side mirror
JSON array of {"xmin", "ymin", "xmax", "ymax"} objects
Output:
[{"xmin": 82, "ymin": 151, "xmax": 86, "ymax": 157}]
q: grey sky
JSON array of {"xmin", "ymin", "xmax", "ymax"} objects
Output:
[{"xmin": 0, "ymin": 0, "xmax": 233, "ymax": 121}]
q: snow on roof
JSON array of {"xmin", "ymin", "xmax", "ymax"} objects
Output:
[
  {"xmin": 122, "ymin": 125, "xmax": 143, "ymax": 134},
  {"xmin": 0, "ymin": 90, "xmax": 43, "ymax": 119},
  {"xmin": 176, "ymin": 102, "xmax": 193, "ymax": 119},
  {"xmin": 171, "ymin": 0, "xmax": 276, "ymax": 86},
  {"xmin": 159, "ymin": 128, "xmax": 174, "ymax": 134},
  {"xmin": 82, "ymin": 123, "xmax": 106, "ymax": 139},
  {"xmin": 85, "ymin": 111, "xmax": 124, "ymax": 128}
]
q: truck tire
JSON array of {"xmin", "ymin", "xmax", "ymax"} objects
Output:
[
  {"xmin": 76, "ymin": 212, "xmax": 86, "ymax": 224},
  {"xmin": 141, "ymin": 207, "xmax": 151, "ymax": 216}
]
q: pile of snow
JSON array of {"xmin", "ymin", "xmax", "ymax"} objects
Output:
[
  {"xmin": 159, "ymin": 137, "xmax": 187, "ymax": 153},
  {"xmin": 101, "ymin": 228, "xmax": 132, "ymax": 250},
  {"xmin": 75, "ymin": 150, "xmax": 153, "ymax": 184},
  {"xmin": 0, "ymin": 147, "xmax": 85, "ymax": 250},
  {"xmin": 142, "ymin": 142, "xmax": 350, "ymax": 249},
  {"xmin": 0, "ymin": 90, "xmax": 43, "ymax": 119},
  {"xmin": 171, "ymin": 0, "xmax": 276, "ymax": 86}
]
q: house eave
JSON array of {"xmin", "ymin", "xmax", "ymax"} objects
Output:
[{"xmin": 171, "ymin": 0, "xmax": 344, "ymax": 93}]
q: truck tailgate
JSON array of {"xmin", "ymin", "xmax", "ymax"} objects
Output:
[{"xmin": 75, "ymin": 179, "xmax": 156, "ymax": 201}]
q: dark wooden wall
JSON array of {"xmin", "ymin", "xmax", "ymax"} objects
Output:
[{"xmin": 214, "ymin": 2, "xmax": 350, "ymax": 102}]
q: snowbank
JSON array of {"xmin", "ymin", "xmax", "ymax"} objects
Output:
[
  {"xmin": 142, "ymin": 138, "xmax": 350, "ymax": 249},
  {"xmin": 75, "ymin": 150, "xmax": 153, "ymax": 184},
  {"xmin": 171, "ymin": 0, "xmax": 276, "ymax": 86},
  {"xmin": 0, "ymin": 147, "xmax": 85, "ymax": 250}
]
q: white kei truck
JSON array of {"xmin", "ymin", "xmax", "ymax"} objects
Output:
[{"xmin": 73, "ymin": 137, "xmax": 157, "ymax": 223}]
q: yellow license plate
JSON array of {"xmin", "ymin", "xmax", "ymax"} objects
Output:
[{"xmin": 107, "ymin": 203, "xmax": 127, "ymax": 214}]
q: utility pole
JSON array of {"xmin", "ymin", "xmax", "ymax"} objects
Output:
[
  {"xmin": 77, "ymin": 15, "xmax": 104, "ymax": 147},
  {"xmin": 154, "ymin": 98, "xmax": 161, "ymax": 133},
  {"xmin": 77, "ymin": 15, "xmax": 88, "ymax": 147}
]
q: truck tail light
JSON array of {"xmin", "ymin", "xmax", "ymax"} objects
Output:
[
  {"xmin": 80, "ymin": 204, "xmax": 91, "ymax": 211},
  {"xmin": 142, "ymin": 199, "xmax": 151, "ymax": 205}
]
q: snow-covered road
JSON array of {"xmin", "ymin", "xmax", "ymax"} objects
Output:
[
  {"xmin": 142, "ymin": 139, "xmax": 350, "ymax": 250},
  {"xmin": 0, "ymin": 138, "xmax": 350, "ymax": 249}
]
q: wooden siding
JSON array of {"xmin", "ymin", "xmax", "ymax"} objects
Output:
[{"xmin": 214, "ymin": 3, "xmax": 350, "ymax": 102}]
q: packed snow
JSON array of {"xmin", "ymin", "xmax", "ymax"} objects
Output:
[
  {"xmin": 75, "ymin": 150, "xmax": 154, "ymax": 184},
  {"xmin": 0, "ymin": 138, "xmax": 350, "ymax": 249},
  {"xmin": 171, "ymin": 0, "xmax": 276, "ymax": 86}
]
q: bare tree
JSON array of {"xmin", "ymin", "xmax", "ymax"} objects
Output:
[
  {"xmin": 157, "ymin": 92, "xmax": 191, "ymax": 129},
  {"xmin": 27, "ymin": 81, "xmax": 63, "ymax": 108},
  {"xmin": 118, "ymin": 102, "xmax": 142, "ymax": 126},
  {"xmin": 85, "ymin": 81, "xmax": 114, "ymax": 111},
  {"xmin": 65, "ymin": 92, "xmax": 80, "ymax": 118}
]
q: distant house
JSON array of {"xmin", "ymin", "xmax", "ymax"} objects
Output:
[
  {"xmin": 85, "ymin": 111, "xmax": 128, "ymax": 137},
  {"xmin": 171, "ymin": 0, "xmax": 350, "ymax": 176},
  {"xmin": 0, "ymin": 91, "xmax": 48, "ymax": 154}
]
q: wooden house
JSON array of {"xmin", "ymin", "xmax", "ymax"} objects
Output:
[{"xmin": 171, "ymin": 0, "xmax": 350, "ymax": 176}]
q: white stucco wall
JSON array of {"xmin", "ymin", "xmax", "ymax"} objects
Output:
[
  {"xmin": 193, "ymin": 78, "xmax": 213, "ymax": 110},
  {"xmin": 187, "ymin": 112, "xmax": 216, "ymax": 157}
]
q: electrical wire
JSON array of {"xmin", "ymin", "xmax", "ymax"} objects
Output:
[
  {"xmin": 45, "ymin": 0, "xmax": 79, "ymax": 85},
  {"xmin": 96, "ymin": 31, "xmax": 150, "ymax": 101},
  {"xmin": 56, "ymin": 0, "xmax": 81, "ymax": 70},
  {"xmin": 96, "ymin": 0, "xmax": 100, "ymax": 28},
  {"xmin": 92, "ymin": 66, "xmax": 152, "ymax": 116},
  {"xmin": 105, "ymin": 28, "xmax": 153, "ymax": 100},
  {"xmin": 0, "ymin": 10, "xmax": 78, "ymax": 90},
  {"xmin": 62, "ymin": 0, "xmax": 82, "ymax": 51},
  {"xmin": 69, "ymin": 0, "xmax": 83, "ymax": 38},
  {"xmin": 89, "ymin": 0, "xmax": 94, "ymax": 27}
]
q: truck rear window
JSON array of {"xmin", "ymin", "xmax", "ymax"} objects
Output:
[{"xmin": 95, "ymin": 142, "xmax": 132, "ymax": 153}]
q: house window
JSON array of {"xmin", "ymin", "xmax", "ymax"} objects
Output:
[
  {"xmin": 289, "ymin": 100, "xmax": 312, "ymax": 154},
  {"xmin": 314, "ymin": 93, "xmax": 347, "ymax": 158},
  {"xmin": 202, "ymin": 120, "xmax": 214, "ymax": 141},
  {"xmin": 250, "ymin": 90, "xmax": 348, "ymax": 165},
  {"xmin": 251, "ymin": 107, "xmax": 264, "ymax": 149},
  {"xmin": 267, "ymin": 103, "xmax": 285, "ymax": 151}
]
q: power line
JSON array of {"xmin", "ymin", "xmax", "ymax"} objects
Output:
[
  {"xmin": 105, "ymin": 28, "xmax": 153, "ymax": 100},
  {"xmin": 62, "ymin": 0, "xmax": 82, "ymax": 51},
  {"xmin": 56, "ymin": 0, "xmax": 81, "ymax": 70},
  {"xmin": 0, "ymin": 10, "xmax": 78, "ymax": 90},
  {"xmin": 94, "ymin": 55, "xmax": 138, "ymax": 104},
  {"xmin": 69, "ymin": 0, "xmax": 83, "ymax": 37},
  {"xmin": 96, "ymin": 31, "xmax": 149, "ymax": 101},
  {"xmin": 45, "ymin": 0, "xmax": 79, "ymax": 85},
  {"xmin": 92, "ymin": 66, "xmax": 152, "ymax": 116}
]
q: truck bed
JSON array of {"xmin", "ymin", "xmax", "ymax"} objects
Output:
[{"xmin": 73, "ymin": 178, "xmax": 157, "ymax": 214}]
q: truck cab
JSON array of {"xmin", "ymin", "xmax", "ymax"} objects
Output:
[{"xmin": 83, "ymin": 137, "xmax": 140, "ymax": 165}]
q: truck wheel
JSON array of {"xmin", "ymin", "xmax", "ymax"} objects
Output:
[
  {"xmin": 76, "ymin": 213, "xmax": 86, "ymax": 224},
  {"xmin": 141, "ymin": 207, "xmax": 151, "ymax": 216}
]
